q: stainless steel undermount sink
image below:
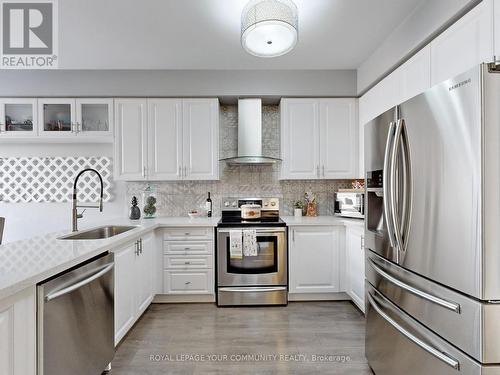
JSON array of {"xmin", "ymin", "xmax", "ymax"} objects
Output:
[{"xmin": 58, "ymin": 225, "xmax": 137, "ymax": 240}]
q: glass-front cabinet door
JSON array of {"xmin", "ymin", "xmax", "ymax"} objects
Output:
[
  {"xmin": 38, "ymin": 98, "xmax": 76, "ymax": 136},
  {"xmin": 0, "ymin": 98, "xmax": 38, "ymax": 137},
  {"xmin": 76, "ymin": 99, "xmax": 113, "ymax": 136}
]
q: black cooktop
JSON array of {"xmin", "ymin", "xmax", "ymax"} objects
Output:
[{"xmin": 217, "ymin": 216, "xmax": 287, "ymax": 228}]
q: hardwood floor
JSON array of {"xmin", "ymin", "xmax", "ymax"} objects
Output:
[{"xmin": 112, "ymin": 301, "xmax": 372, "ymax": 375}]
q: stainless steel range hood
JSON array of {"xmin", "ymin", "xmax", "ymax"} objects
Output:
[{"xmin": 220, "ymin": 99, "xmax": 281, "ymax": 165}]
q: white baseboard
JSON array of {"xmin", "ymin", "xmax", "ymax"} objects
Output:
[
  {"xmin": 288, "ymin": 292, "xmax": 351, "ymax": 301},
  {"xmin": 153, "ymin": 294, "xmax": 215, "ymax": 303}
]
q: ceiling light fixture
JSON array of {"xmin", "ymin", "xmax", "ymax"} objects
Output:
[{"xmin": 241, "ymin": 0, "xmax": 298, "ymax": 58}]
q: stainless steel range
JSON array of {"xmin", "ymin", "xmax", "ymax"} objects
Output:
[{"xmin": 216, "ymin": 197, "xmax": 287, "ymax": 306}]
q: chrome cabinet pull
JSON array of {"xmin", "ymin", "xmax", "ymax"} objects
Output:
[
  {"xmin": 178, "ymin": 166, "xmax": 181, "ymax": 177},
  {"xmin": 292, "ymin": 229, "xmax": 295, "ymax": 242},
  {"xmin": 322, "ymin": 165, "xmax": 325, "ymax": 177},
  {"xmin": 135, "ymin": 241, "xmax": 140, "ymax": 256},
  {"xmin": 368, "ymin": 257, "xmax": 460, "ymax": 313},
  {"xmin": 184, "ymin": 261, "xmax": 191, "ymax": 265},
  {"xmin": 45, "ymin": 263, "xmax": 114, "ymax": 301},
  {"xmin": 367, "ymin": 292, "xmax": 460, "ymax": 369},
  {"xmin": 76, "ymin": 122, "xmax": 81, "ymax": 133},
  {"xmin": 139, "ymin": 238, "xmax": 143, "ymax": 254},
  {"xmin": 184, "ymin": 247, "xmax": 191, "ymax": 250},
  {"xmin": 316, "ymin": 165, "xmax": 319, "ymax": 178},
  {"xmin": 185, "ymin": 281, "xmax": 191, "ymax": 285},
  {"xmin": 184, "ymin": 166, "xmax": 188, "ymax": 178}
]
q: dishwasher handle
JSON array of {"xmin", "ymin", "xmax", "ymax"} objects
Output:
[{"xmin": 45, "ymin": 263, "xmax": 114, "ymax": 302}]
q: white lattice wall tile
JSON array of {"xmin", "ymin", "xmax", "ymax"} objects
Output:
[{"xmin": 0, "ymin": 156, "xmax": 113, "ymax": 203}]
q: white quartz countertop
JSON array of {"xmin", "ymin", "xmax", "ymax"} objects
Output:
[
  {"xmin": 0, "ymin": 216, "xmax": 219, "ymax": 300},
  {"xmin": 282, "ymin": 215, "xmax": 365, "ymax": 228}
]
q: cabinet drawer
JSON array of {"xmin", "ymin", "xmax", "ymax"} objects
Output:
[
  {"xmin": 163, "ymin": 241, "xmax": 213, "ymax": 255},
  {"xmin": 163, "ymin": 270, "xmax": 214, "ymax": 294},
  {"xmin": 164, "ymin": 255, "xmax": 213, "ymax": 269},
  {"xmin": 163, "ymin": 227, "xmax": 213, "ymax": 241}
]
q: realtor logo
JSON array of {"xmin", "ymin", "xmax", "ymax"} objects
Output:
[{"xmin": 0, "ymin": 0, "xmax": 58, "ymax": 68}]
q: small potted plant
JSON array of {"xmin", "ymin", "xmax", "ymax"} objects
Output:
[{"xmin": 293, "ymin": 200, "xmax": 304, "ymax": 217}]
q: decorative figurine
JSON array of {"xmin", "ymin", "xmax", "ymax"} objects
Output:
[{"xmin": 129, "ymin": 196, "xmax": 141, "ymax": 220}]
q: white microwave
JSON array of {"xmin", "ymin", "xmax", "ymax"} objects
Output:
[{"xmin": 335, "ymin": 191, "xmax": 365, "ymax": 219}]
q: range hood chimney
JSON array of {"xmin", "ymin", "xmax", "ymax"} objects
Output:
[{"xmin": 220, "ymin": 99, "xmax": 281, "ymax": 165}]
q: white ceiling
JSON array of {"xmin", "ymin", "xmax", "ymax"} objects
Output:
[{"xmin": 59, "ymin": 0, "xmax": 423, "ymax": 70}]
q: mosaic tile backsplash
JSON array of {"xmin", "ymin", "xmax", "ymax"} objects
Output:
[{"xmin": 126, "ymin": 105, "xmax": 354, "ymax": 217}]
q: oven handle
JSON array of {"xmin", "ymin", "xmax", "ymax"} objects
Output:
[
  {"xmin": 218, "ymin": 287, "xmax": 287, "ymax": 293},
  {"xmin": 217, "ymin": 228, "xmax": 286, "ymax": 234}
]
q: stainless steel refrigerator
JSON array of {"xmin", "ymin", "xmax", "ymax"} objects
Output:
[{"xmin": 364, "ymin": 63, "xmax": 500, "ymax": 374}]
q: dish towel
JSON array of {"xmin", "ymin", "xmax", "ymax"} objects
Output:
[
  {"xmin": 229, "ymin": 229, "xmax": 243, "ymax": 260},
  {"xmin": 243, "ymin": 229, "xmax": 258, "ymax": 257}
]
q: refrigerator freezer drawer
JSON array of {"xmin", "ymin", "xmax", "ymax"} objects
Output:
[
  {"xmin": 366, "ymin": 250, "xmax": 500, "ymax": 363},
  {"xmin": 365, "ymin": 283, "xmax": 500, "ymax": 375}
]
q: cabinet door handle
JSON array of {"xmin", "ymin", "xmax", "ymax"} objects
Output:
[
  {"xmin": 184, "ymin": 261, "xmax": 191, "ymax": 265},
  {"xmin": 316, "ymin": 165, "xmax": 319, "ymax": 178},
  {"xmin": 322, "ymin": 165, "xmax": 325, "ymax": 177},
  {"xmin": 361, "ymin": 236, "xmax": 364, "ymax": 249},
  {"xmin": 77, "ymin": 122, "xmax": 81, "ymax": 133},
  {"xmin": 139, "ymin": 238, "xmax": 143, "ymax": 254},
  {"xmin": 292, "ymin": 230, "xmax": 295, "ymax": 242},
  {"xmin": 184, "ymin": 166, "xmax": 188, "ymax": 178},
  {"xmin": 185, "ymin": 281, "xmax": 191, "ymax": 285},
  {"xmin": 142, "ymin": 166, "xmax": 147, "ymax": 178},
  {"xmin": 178, "ymin": 166, "xmax": 181, "ymax": 177},
  {"xmin": 134, "ymin": 241, "xmax": 140, "ymax": 256},
  {"xmin": 184, "ymin": 247, "xmax": 191, "ymax": 250}
]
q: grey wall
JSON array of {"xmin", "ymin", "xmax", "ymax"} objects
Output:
[
  {"xmin": 357, "ymin": 0, "xmax": 481, "ymax": 94},
  {"xmin": 0, "ymin": 69, "xmax": 357, "ymax": 98}
]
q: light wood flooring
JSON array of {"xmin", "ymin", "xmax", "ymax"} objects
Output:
[{"xmin": 112, "ymin": 301, "xmax": 372, "ymax": 375}]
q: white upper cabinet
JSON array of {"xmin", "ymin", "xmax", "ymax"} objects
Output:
[
  {"xmin": 115, "ymin": 99, "xmax": 148, "ymax": 181},
  {"xmin": 38, "ymin": 98, "xmax": 113, "ymax": 139},
  {"xmin": 289, "ymin": 226, "xmax": 341, "ymax": 294},
  {"xmin": 38, "ymin": 98, "xmax": 76, "ymax": 136},
  {"xmin": 430, "ymin": 0, "xmax": 494, "ymax": 86},
  {"xmin": 281, "ymin": 98, "xmax": 357, "ymax": 180},
  {"xmin": 115, "ymin": 98, "xmax": 219, "ymax": 181},
  {"xmin": 148, "ymin": 99, "xmax": 183, "ymax": 180},
  {"xmin": 75, "ymin": 98, "xmax": 114, "ymax": 137},
  {"xmin": 280, "ymin": 99, "xmax": 320, "ymax": 179},
  {"xmin": 0, "ymin": 98, "xmax": 38, "ymax": 138},
  {"xmin": 320, "ymin": 99, "xmax": 358, "ymax": 179},
  {"xmin": 182, "ymin": 99, "xmax": 219, "ymax": 180},
  {"xmin": 398, "ymin": 46, "xmax": 431, "ymax": 103}
]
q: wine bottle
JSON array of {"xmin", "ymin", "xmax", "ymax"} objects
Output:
[{"xmin": 206, "ymin": 192, "xmax": 212, "ymax": 217}]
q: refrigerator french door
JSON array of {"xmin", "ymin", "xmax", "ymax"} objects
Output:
[{"xmin": 365, "ymin": 63, "xmax": 500, "ymax": 373}]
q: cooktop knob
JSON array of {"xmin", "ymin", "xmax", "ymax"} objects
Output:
[
  {"xmin": 232, "ymin": 201, "xmax": 237, "ymax": 207},
  {"xmin": 224, "ymin": 201, "xmax": 230, "ymax": 207},
  {"xmin": 271, "ymin": 201, "xmax": 276, "ymax": 206}
]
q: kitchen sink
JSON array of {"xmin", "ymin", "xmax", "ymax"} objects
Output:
[{"xmin": 58, "ymin": 225, "xmax": 137, "ymax": 240}]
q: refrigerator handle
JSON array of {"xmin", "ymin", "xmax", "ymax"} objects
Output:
[
  {"xmin": 390, "ymin": 119, "xmax": 404, "ymax": 254},
  {"xmin": 367, "ymin": 291, "xmax": 460, "ymax": 370},
  {"xmin": 399, "ymin": 119, "xmax": 413, "ymax": 253},
  {"xmin": 383, "ymin": 121, "xmax": 397, "ymax": 252}
]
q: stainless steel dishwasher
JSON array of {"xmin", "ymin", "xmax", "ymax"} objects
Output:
[{"xmin": 37, "ymin": 252, "xmax": 115, "ymax": 375}]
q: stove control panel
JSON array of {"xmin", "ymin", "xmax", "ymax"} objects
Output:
[{"xmin": 221, "ymin": 197, "xmax": 280, "ymax": 211}]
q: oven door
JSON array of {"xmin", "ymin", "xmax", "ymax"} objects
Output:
[{"xmin": 217, "ymin": 227, "xmax": 287, "ymax": 286}]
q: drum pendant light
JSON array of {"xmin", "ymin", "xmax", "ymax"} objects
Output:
[{"xmin": 241, "ymin": 0, "xmax": 298, "ymax": 58}]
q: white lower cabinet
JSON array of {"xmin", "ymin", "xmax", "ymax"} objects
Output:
[
  {"xmin": 162, "ymin": 227, "xmax": 215, "ymax": 299},
  {"xmin": 346, "ymin": 225, "xmax": 365, "ymax": 313},
  {"xmin": 113, "ymin": 233, "xmax": 154, "ymax": 345},
  {"xmin": 289, "ymin": 226, "xmax": 342, "ymax": 294},
  {"xmin": 0, "ymin": 287, "xmax": 36, "ymax": 375}
]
